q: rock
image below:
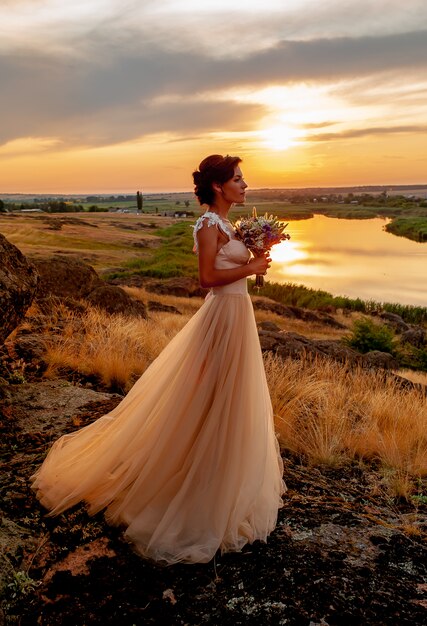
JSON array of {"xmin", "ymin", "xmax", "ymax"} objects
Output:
[
  {"xmin": 252, "ymin": 297, "xmax": 295, "ymax": 317},
  {"xmin": 107, "ymin": 276, "xmax": 208, "ymax": 298},
  {"xmin": 315, "ymin": 339, "xmax": 362, "ymax": 363},
  {"xmin": 259, "ymin": 330, "xmax": 373, "ymax": 366},
  {"xmin": 86, "ymin": 285, "xmax": 147, "ymax": 318},
  {"xmin": 377, "ymin": 311, "xmax": 410, "ymax": 332},
  {"xmin": 0, "ymin": 382, "xmax": 12, "ymax": 403},
  {"xmin": 252, "ymin": 297, "xmax": 346, "ymax": 329},
  {"xmin": 13, "ymin": 333, "xmax": 47, "ymax": 361},
  {"xmin": 32, "ymin": 256, "xmax": 103, "ymax": 300},
  {"xmin": 2, "ymin": 379, "xmax": 122, "ymax": 438},
  {"xmin": 259, "ymin": 330, "xmax": 323, "ymax": 360},
  {"xmin": 362, "ymin": 350, "xmax": 399, "ymax": 369},
  {"xmin": 0, "ymin": 233, "xmax": 39, "ymax": 344},
  {"xmin": 259, "ymin": 333, "xmax": 281, "ymax": 351},
  {"xmin": 258, "ymin": 321, "xmax": 281, "ymax": 332},
  {"xmin": 144, "ymin": 277, "xmax": 208, "ymax": 298},
  {"xmin": 106, "ymin": 274, "xmax": 148, "ymax": 287},
  {"xmin": 31, "ymin": 256, "xmax": 147, "ymax": 318},
  {"xmin": 400, "ymin": 327, "xmax": 426, "ymax": 348},
  {"xmin": 0, "ymin": 517, "xmax": 39, "ymax": 596},
  {"xmin": 147, "ymin": 301, "xmax": 182, "ymax": 315}
]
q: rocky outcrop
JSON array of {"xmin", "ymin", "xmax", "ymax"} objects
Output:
[
  {"xmin": 32, "ymin": 256, "xmax": 104, "ymax": 301},
  {"xmin": 31, "ymin": 256, "xmax": 147, "ymax": 318},
  {"xmin": 2, "ymin": 430, "xmax": 426, "ymax": 626},
  {"xmin": 0, "ymin": 379, "xmax": 123, "ymax": 600},
  {"xmin": 361, "ymin": 350, "xmax": 399, "ymax": 369},
  {"xmin": 147, "ymin": 301, "xmax": 182, "ymax": 315},
  {"xmin": 371, "ymin": 310, "xmax": 426, "ymax": 348},
  {"xmin": 1, "ymin": 379, "xmax": 122, "ymax": 439},
  {"xmin": 141, "ymin": 277, "xmax": 208, "ymax": 298},
  {"xmin": 374, "ymin": 311, "xmax": 410, "ymax": 332},
  {"xmin": 0, "ymin": 233, "xmax": 39, "ymax": 344},
  {"xmin": 107, "ymin": 275, "xmax": 208, "ymax": 298},
  {"xmin": 401, "ymin": 327, "xmax": 426, "ymax": 348},
  {"xmin": 371, "ymin": 311, "xmax": 410, "ymax": 333},
  {"xmin": 259, "ymin": 329, "xmax": 359, "ymax": 363},
  {"xmin": 85, "ymin": 285, "xmax": 147, "ymax": 317},
  {"xmin": 258, "ymin": 327, "xmax": 398, "ymax": 369},
  {"xmin": 252, "ymin": 296, "xmax": 346, "ymax": 329}
]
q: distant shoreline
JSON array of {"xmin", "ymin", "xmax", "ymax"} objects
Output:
[{"xmin": 2, "ymin": 183, "xmax": 427, "ymax": 201}]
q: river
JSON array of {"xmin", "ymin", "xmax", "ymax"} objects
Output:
[{"xmin": 268, "ymin": 215, "xmax": 427, "ymax": 306}]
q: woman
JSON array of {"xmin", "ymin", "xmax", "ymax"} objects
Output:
[{"xmin": 30, "ymin": 154, "xmax": 285, "ymax": 564}]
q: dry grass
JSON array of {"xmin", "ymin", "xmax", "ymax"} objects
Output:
[
  {"xmin": 123, "ymin": 287, "xmax": 349, "ymax": 340},
  {"xmin": 41, "ymin": 305, "xmax": 191, "ymax": 392},
  {"xmin": 122, "ymin": 286, "xmax": 204, "ymax": 316},
  {"xmin": 254, "ymin": 309, "xmax": 348, "ymax": 340},
  {"xmin": 27, "ymin": 294, "xmax": 427, "ymax": 497},
  {"xmin": 397, "ymin": 369, "xmax": 427, "ymax": 386},
  {"xmin": 265, "ymin": 353, "xmax": 427, "ymax": 495},
  {"xmin": 0, "ymin": 213, "xmax": 164, "ymax": 270}
]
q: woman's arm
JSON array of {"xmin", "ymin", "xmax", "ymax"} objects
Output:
[{"xmin": 197, "ymin": 222, "xmax": 270, "ymax": 288}]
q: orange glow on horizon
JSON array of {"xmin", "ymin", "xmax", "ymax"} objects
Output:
[
  {"xmin": 2, "ymin": 3, "xmax": 427, "ymax": 194},
  {"xmin": 2, "ymin": 117, "xmax": 427, "ymax": 193}
]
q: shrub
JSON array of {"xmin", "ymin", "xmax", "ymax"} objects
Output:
[
  {"xmin": 344, "ymin": 318, "xmax": 395, "ymax": 354},
  {"xmin": 404, "ymin": 346, "xmax": 427, "ymax": 372}
]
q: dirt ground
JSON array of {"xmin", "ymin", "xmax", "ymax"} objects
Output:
[{"xmin": 1, "ymin": 381, "xmax": 426, "ymax": 626}]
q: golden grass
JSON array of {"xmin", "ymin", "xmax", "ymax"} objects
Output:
[
  {"xmin": 254, "ymin": 309, "xmax": 348, "ymax": 340},
  {"xmin": 123, "ymin": 286, "xmax": 348, "ymax": 340},
  {"xmin": 265, "ymin": 353, "xmax": 427, "ymax": 495},
  {"xmin": 0, "ymin": 213, "xmax": 164, "ymax": 270},
  {"xmin": 41, "ymin": 305, "xmax": 191, "ymax": 392},
  {"xmin": 122, "ymin": 286, "xmax": 204, "ymax": 316},
  {"xmin": 397, "ymin": 369, "xmax": 427, "ymax": 386},
  {"xmin": 24, "ymin": 295, "xmax": 427, "ymax": 497}
]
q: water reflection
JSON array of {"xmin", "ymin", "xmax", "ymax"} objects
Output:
[{"xmin": 268, "ymin": 215, "xmax": 427, "ymax": 306}]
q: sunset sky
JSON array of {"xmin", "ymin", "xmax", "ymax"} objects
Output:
[{"xmin": 1, "ymin": 0, "xmax": 427, "ymax": 193}]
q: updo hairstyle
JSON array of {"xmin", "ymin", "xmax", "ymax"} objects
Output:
[{"xmin": 192, "ymin": 154, "xmax": 241, "ymax": 206}]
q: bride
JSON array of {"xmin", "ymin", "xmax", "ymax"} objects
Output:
[{"xmin": 30, "ymin": 154, "xmax": 286, "ymax": 564}]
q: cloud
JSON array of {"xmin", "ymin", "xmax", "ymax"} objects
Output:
[
  {"xmin": 307, "ymin": 124, "xmax": 427, "ymax": 142},
  {"xmin": 3, "ymin": 1, "xmax": 427, "ymax": 58},
  {"xmin": 1, "ymin": 0, "xmax": 427, "ymax": 153},
  {"xmin": 0, "ymin": 136, "xmax": 62, "ymax": 157}
]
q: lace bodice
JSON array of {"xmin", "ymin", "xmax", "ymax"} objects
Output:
[
  {"xmin": 192, "ymin": 212, "xmax": 250, "ymax": 296},
  {"xmin": 192, "ymin": 211, "xmax": 235, "ymax": 253}
]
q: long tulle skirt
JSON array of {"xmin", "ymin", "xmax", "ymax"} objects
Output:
[{"xmin": 31, "ymin": 293, "xmax": 285, "ymax": 564}]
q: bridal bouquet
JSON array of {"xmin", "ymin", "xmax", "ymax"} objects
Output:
[{"xmin": 234, "ymin": 207, "xmax": 291, "ymax": 288}]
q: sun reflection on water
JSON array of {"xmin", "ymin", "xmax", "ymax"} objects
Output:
[
  {"xmin": 270, "ymin": 239, "xmax": 307, "ymax": 264},
  {"xmin": 265, "ymin": 215, "xmax": 427, "ymax": 306}
]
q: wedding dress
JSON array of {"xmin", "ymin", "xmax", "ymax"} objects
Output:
[{"xmin": 30, "ymin": 212, "xmax": 285, "ymax": 564}]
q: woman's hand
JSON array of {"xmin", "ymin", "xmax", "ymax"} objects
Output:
[{"xmin": 248, "ymin": 254, "xmax": 271, "ymax": 276}]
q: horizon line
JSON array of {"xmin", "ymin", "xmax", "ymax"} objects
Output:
[{"xmin": 2, "ymin": 182, "xmax": 427, "ymax": 197}]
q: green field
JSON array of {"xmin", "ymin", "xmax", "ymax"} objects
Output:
[
  {"xmin": 385, "ymin": 217, "xmax": 427, "ymax": 242},
  {"xmin": 3, "ymin": 189, "xmax": 427, "ymax": 244}
]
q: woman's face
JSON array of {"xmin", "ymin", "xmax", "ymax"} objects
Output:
[{"xmin": 220, "ymin": 166, "xmax": 248, "ymax": 204}]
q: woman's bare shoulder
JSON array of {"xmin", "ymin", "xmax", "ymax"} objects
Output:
[{"xmin": 192, "ymin": 212, "xmax": 222, "ymax": 252}]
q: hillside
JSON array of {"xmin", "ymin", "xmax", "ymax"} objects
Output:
[{"xmin": 0, "ymin": 220, "xmax": 426, "ymax": 625}]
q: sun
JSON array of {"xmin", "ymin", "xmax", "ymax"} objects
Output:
[{"xmin": 259, "ymin": 125, "xmax": 304, "ymax": 151}]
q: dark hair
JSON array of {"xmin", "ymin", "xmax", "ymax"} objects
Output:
[{"xmin": 192, "ymin": 154, "xmax": 242, "ymax": 206}]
